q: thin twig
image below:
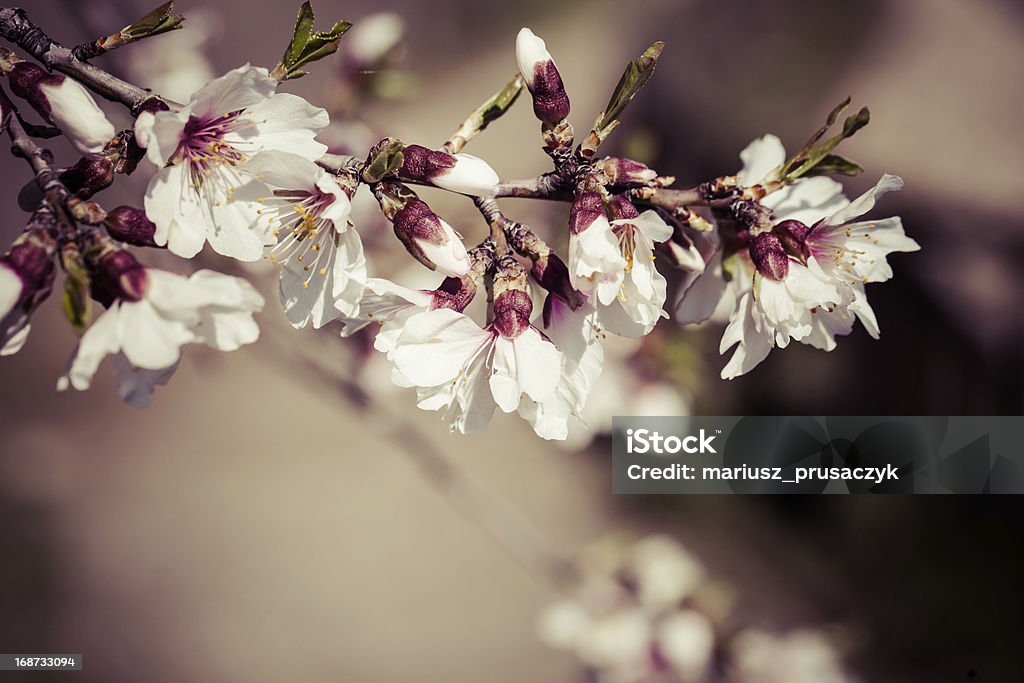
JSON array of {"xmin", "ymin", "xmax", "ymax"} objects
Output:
[{"xmin": 0, "ymin": 6, "xmax": 182, "ymax": 113}]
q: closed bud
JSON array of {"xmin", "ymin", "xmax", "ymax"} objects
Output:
[
  {"xmin": 61, "ymin": 154, "xmax": 115, "ymax": 198},
  {"xmin": 0, "ymin": 226, "xmax": 58, "ymax": 355},
  {"xmin": 605, "ymin": 195, "xmax": 640, "ymax": 222},
  {"xmin": 392, "ymin": 199, "xmax": 470, "ymax": 276},
  {"xmin": 103, "ymin": 206, "xmax": 160, "ymax": 248},
  {"xmin": 8, "ymin": 62, "xmax": 116, "ymax": 154},
  {"xmin": 17, "ymin": 154, "xmax": 116, "ymax": 212},
  {"xmin": 749, "ymin": 232, "xmax": 790, "ymax": 282},
  {"xmin": 492, "ymin": 255, "xmax": 533, "ymax": 339},
  {"xmin": 774, "ymin": 219, "xmax": 812, "ymax": 261},
  {"xmin": 400, "ymin": 144, "xmax": 499, "ymax": 196},
  {"xmin": 89, "ymin": 250, "xmax": 149, "ymax": 307},
  {"xmin": 516, "ymin": 28, "xmax": 570, "ymax": 124},
  {"xmin": 600, "ymin": 157, "xmax": 659, "ymax": 186},
  {"xmin": 431, "ymin": 275, "xmax": 477, "ymax": 312},
  {"xmin": 531, "ymin": 252, "xmax": 583, "ymax": 310},
  {"xmin": 569, "ymin": 192, "xmax": 605, "ymax": 234}
]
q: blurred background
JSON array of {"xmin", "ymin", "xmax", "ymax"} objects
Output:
[{"xmin": 1, "ymin": 0, "xmax": 1023, "ymax": 680}]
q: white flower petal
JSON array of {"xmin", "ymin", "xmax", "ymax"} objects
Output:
[
  {"xmin": 39, "ymin": 79, "xmax": 116, "ymax": 154},
  {"xmin": 392, "ymin": 309, "xmax": 491, "ymax": 386},
  {"xmin": 246, "ymin": 93, "xmax": 330, "ymax": 160},
  {"xmin": 190, "ymin": 64, "xmax": 276, "ymax": 119},
  {"xmin": 738, "ymin": 134, "xmax": 785, "ymax": 186},
  {"xmin": 825, "ymin": 173, "xmax": 903, "ymax": 226}
]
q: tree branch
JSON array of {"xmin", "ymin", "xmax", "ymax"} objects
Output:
[{"xmin": 0, "ymin": 6, "xmax": 182, "ymax": 113}]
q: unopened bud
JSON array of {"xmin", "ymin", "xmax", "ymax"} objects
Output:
[
  {"xmin": 400, "ymin": 144, "xmax": 499, "ymax": 196},
  {"xmin": 8, "ymin": 62, "xmax": 115, "ymax": 154},
  {"xmin": 774, "ymin": 219, "xmax": 811, "ymax": 261},
  {"xmin": 531, "ymin": 252, "xmax": 583, "ymax": 310},
  {"xmin": 16, "ymin": 154, "xmax": 116, "ymax": 212},
  {"xmin": 492, "ymin": 255, "xmax": 533, "ymax": 339},
  {"xmin": 600, "ymin": 157, "xmax": 659, "ymax": 186},
  {"xmin": 392, "ymin": 199, "xmax": 470, "ymax": 276},
  {"xmin": 431, "ymin": 275, "xmax": 477, "ymax": 312},
  {"xmin": 749, "ymin": 232, "xmax": 789, "ymax": 281},
  {"xmin": 605, "ymin": 195, "xmax": 640, "ymax": 222},
  {"xmin": 0, "ymin": 227, "xmax": 58, "ymax": 355},
  {"xmin": 61, "ymin": 154, "xmax": 115, "ymax": 198},
  {"xmin": 569, "ymin": 192, "xmax": 605, "ymax": 234},
  {"xmin": 103, "ymin": 206, "xmax": 160, "ymax": 248},
  {"xmin": 516, "ymin": 28, "xmax": 570, "ymax": 124},
  {"xmin": 89, "ymin": 250, "xmax": 149, "ymax": 307}
]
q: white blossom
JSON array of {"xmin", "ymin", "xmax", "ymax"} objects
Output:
[
  {"xmin": 570, "ymin": 213, "xmax": 627, "ymax": 305},
  {"xmin": 390, "ymin": 305, "xmax": 562, "ymax": 434},
  {"xmin": 720, "ymin": 174, "xmax": 917, "ymax": 378},
  {"xmin": 675, "ymin": 134, "xmax": 848, "ymax": 325},
  {"xmin": 519, "ymin": 296, "xmax": 604, "ymax": 440},
  {"xmin": 57, "ymin": 267, "xmax": 263, "ymax": 406},
  {"xmin": 599, "ymin": 210, "xmax": 673, "ymax": 338},
  {"xmin": 136, "ymin": 64, "xmax": 328, "ymax": 260},
  {"xmin": 246, "ymin": 151, "xmax": 364, "ymax": 328}
]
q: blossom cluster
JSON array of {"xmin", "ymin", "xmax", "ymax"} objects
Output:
[
  {"xmin": 0, "ymin": 8, "xmax": 918, "ymax": 436},
  {"xmin": 539, "ymin": 535, "xmax": 857, "ymax": 683}
]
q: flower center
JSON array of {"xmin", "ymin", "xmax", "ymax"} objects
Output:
[
  {"xmin": 263, "ymin": 189, "xmax": 340, "ymax": 287},
  {"xmin": 175, "ymin": 111, "xmax": 249, "ymax": 190}
]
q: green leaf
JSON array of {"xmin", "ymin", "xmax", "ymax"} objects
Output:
[
  {"xmin": 362, "ymin": 138, "xmax": 405, "ymax": 183},
  {"xmin": 121, "ymin": 1, "xmax": 184, "ymax": 41},
  {"xmin": 594, "ymin": 41, "xmax": 665, "ymax": 136},
  {"xmin": 274, "ymin": 2, "xmax": 351, "ymax": 81},
  {"xmin": 801, "ymin": 153, "xmax": 863, "ymax": 177},
  {"xmin": 781, "ymin": 101, "xmax": 871, "ymax": 180},
  {"xmin": 479, "ymin": 75, "xmax": 524, "ymax": 130},
  {"xmin": 60, "ymin": 249, "xmax": 91, "ymax": 334}
]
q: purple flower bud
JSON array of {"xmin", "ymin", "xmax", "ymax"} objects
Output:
[
  {"xmin": 493, "ymin": 288, "xmax": 533, "ymax": 339},
  {"xmin": 8, "ymin": 62, "xmax": 115, "ymax": 154},
  {"xmin": 531, "ymin": 253, "xmax": 584, "ymax": 310},
  {"xmin": 605, "ymin": 195, "xmax": 640, "ymax": 222},
  {"xmin": 16, "ymin": 154, "xmax": 115, "ymax": 211},
  {"xmin": 89, "ymin": 250, "xmax": 149, "ymax": 307},
  {"xmin": 392, "ymin": 199, "xmax": 470, "ymax": 276},
  {"xmin": 749, "ymin": 232, "xmax": 790, "ymax": 282},
  {"xmin": 61, "ymin": 154, "xmax": 115, "ymax": 198},
  {"xmin": 516, "ymin": 28, "xmax": 571, "ymax": 124},
  {"xmin": 431, "ymin": 274, "xmax": 477, "ymax": 313},
  {"xmin": 569, "ymin": 192, "xmax": 605, "ymax": 234},
  {"xmin": 400, "ymin": 144, "xmax": 499, "ymax": 196},
  {"xmin": 103, "ymin": 206, "xmax": 160, "ymax": 248},
  {"xmin": 601, "ymin": 157, "xmax": 659, "ymax": 186},
  {"xmin": 400, "ymin": 144, "xmax": 456, "ymax": 181},
  {"xmin": 0, "ymin": 228, "xmax": 57, "ymax": 355},
  {"xmin": 774, "ymin": 219, "xmax": 812, "ymax": 260}
]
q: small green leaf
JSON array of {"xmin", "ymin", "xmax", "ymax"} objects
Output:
[
  {"xmin": 801, "ymin": 153, "xmax": 863, "ymax": 177},
  {"xmin": 594, "ymin": 41, "xmax": 665, "ymax": 136},
  {"xmin": 781, "ymin": 101, "xmax": 871, "ymax": 180},
  {"xmin": 362, "ymin": 138, "xmax": 405, "ymax": 183},
  {"xmin": 274, "ymin": 2, "xmax": 351, "ymax": 81},
  {"xmin": 121, "ymin": 1, "xmax": 184, "ymax": 41},
  {"xmin": 60, "ymin": 249, "xmax": 91, "ymax": 334},
  {"xmin": 479, "ymin": 75, "xmax": 525, "ymax": 130}
]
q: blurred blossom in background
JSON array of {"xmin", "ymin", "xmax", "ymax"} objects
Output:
[{"xmin": 1, "ymin": 0, "xmax": 1022, "ymax": 681}]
